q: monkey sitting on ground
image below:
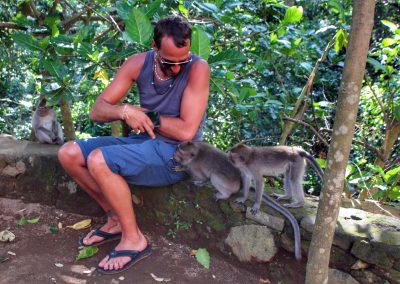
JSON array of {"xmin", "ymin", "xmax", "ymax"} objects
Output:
[
  {"xmin": 228, "ymin": 143, "xmax": 324, "ymax": 210},
  {"xmin": 32, "ymin": 98, "xmax": 64, "ymax": 145},
  {"xmin": 172, "ymin": 141, "xmax": 241, "ymax": 200},
  {"xmin": 174, "ymin": 141, "xmax": 302, "ymax": 260}
]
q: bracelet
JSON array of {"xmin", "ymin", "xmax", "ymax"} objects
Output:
[{"xmin": 122, "ymin": 104, "xmax": 130, "ymax": 121}]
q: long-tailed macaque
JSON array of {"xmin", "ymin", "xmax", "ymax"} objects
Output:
[
  {"xmin": 229, "ymin": 143, "xmax": 324, "ymax": 210},
  {"xmin": 32, "ymin": 98, "xmax": 64, "ymax": 145},
  {"xmin": 174, "ymin": 141, "xmax": 302, "ymax": 260},
  {"xmin": 173, "ymin": 141, "xmax": 241, "ymax": 200}
]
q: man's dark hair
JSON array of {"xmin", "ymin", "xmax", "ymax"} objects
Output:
[{"xmin": 154, "ymin": 16, "xmax": 192, "ymax": 49}]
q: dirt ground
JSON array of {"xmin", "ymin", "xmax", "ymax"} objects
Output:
[{"xmin": 0, "ymin": 197, "xmax": 306, "ymax": 284}]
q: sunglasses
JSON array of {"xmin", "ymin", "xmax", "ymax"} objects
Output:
[{"xmin": 157, "ymin": 52, "xmax": 192, "ymax": 68}]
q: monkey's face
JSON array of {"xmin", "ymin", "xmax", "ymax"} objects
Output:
[
  {"xmin": 228, "ymin": 144, "xmax": 250, "ymax": 168},
  {"xmin": 173, "ymin": 142, "xmax": 200, "ymax": 165}
]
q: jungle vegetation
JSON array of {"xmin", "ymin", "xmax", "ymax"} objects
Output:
[{"xmin": 0, "ymin": 0, "xmax": 399, "ymax": 204}]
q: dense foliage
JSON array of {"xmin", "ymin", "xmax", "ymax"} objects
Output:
[{"xmin": 0, "ymin": 0, "xmax": 398, "ymax": 202}]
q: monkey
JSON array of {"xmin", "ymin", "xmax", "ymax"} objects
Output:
[
  {"xmin": 172, "ymin": 141, "xmax": 242, "ymax": 200},
  {"xmin": 228, "ymin": 143, "xmax": 324, "ymax": 210},
  {"xmin": 174, "ymin": 141, "xmax": 302, "ymax": 260},
  {"xmin": 32, "ymin": 98, "xmax": 64, "ymax": 145}
]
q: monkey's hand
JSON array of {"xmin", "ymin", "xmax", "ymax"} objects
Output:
[{"xmin": 250, "ymin": 204, "xmax": 261, "ymax": 215}]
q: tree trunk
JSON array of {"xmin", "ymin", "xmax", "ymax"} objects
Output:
[
  {"xmin": 305, "ymin": 1, "xmax": 375, "ymax": 283},
  {"xmin": 375, "ymin": 122, "xmax": 400, "ymax": 168},
  {"xmin": 60, "ymin": 97, "xmax": 76, "ymax": 141}
]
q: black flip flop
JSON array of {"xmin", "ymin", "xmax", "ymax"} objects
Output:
[
  {"xmin": 78, "ymin": 228, "xmax": 122, "ymax": 247},
  {"xmin": 96, "ymin": 244, "xmax": 152, "ymax": 274}
]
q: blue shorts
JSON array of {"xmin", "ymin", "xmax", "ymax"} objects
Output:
[{"xmin": 76, "ymin": 134, "xmax": 188, "ymax": 187}]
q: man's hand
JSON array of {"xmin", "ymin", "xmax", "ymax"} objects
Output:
[{"xmin": 122, "ymin": 104, "xmax": 156, "ymax": 139}]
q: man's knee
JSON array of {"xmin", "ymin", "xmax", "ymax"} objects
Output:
[
  {"xmin": 87, "ymin": 149, "xmax": 108, "ymax": 175},
  {"xmin": 58, "ymin": 141, "xmax": 84, "ymax": 167}
]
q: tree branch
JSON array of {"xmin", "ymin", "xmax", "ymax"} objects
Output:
[
  {"xmin": 0, "ymin": 22, "xmax": 27, "ymax": 31},
  {"xmin": 364, "ymin": 75, "xmax": 388, "ymax": 124},
  {"xmin": 282, "ymin": 115, "xmax": 329, "ymax": 147},
  {"xmin": 284, "ymin": 116, "xmax": 389, "ymax": 163}
]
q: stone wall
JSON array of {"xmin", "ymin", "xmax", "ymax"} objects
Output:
[{"xmin": 1, "ymin": 137, "xmax": 399, "ymax": 283}]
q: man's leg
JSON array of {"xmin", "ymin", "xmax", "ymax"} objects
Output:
[
  {"xmin": 86, "ymin": 149, "xmax": 147, "ymax": 271},
  {"xmin": 58, "ymin": 141, "xmax": 122, "ymax": 245}
]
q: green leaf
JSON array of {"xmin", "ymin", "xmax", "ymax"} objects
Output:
[
  {"xmin": 26, "ymin": 217, "xmax": 40, "ymax": 224},
  {"xmin": 282, "ymin": 6, "xmax": 303, "ymax": 25},
  {"xmin": 50, "ymin": 224, "xmax": 58, "ymax": 234},
  {"xmin": 208, "ymin": 50, "xmax": 247, "ymax": 66},
  {"xmin": 367, "ymin": 58, "xmax": 388, "ymax": 73},
  {"xmin": 382, "ymin": 38, "xmax": 396, "ymax": 47},
  {"xmin": 334, "ymin": 29, "xmax": 348, "ymax": 53},
  {"xmin": 11, "ymin": 32, "xmax": 44, "ymax": 52},
  {"xmin": 195, "ymin": 248, "xmax": 210, "ymax": 269},
  {"xmin": 191, "ymin": 26, "xmax": 210, "ymax": 60},
  {"xmin": 76, "ymin": 246, "xmax": 99, "ymax": 261},
  {"xmin": 43, "ymin": 58, "xmax": 67, "ymax": 79},
  {"xmin": 381, "ymin": 20, "xmax": 398, "ymax": 32},
  {"xmin": 18, "ymin": 217, "xmax": 27, "ymax": 226},
  {"xmin": 141, "ymin": 0, "xmax": 161, "ymax": 18},
  {"xmin": 394, "ymin": 105, "xmax": 400, "ymax": 122},
  {"xmin": 123, "ymin": 8, "xmax": 153, "ymax": 46}
]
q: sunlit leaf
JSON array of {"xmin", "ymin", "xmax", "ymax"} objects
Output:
[
  {"xmin": 382, "ymin": 38, "xmax": 396, "ymax": 47},
  {"xmin": 67, "ymin": 219, "xmax": 92, "ymax": 230},
  {"xmin": 394, "ymin": 106, "xmax": 400, "ymax": 122},
  {"xmin": 282, "ymin": 6, "xmax": 303, "ymax": 25},
  {"xmin": 334, "ymin": 29, "xmax": 348, "ymax": 53},
  {"xmin": 191, "ymin": 26, "xmax": 210, "ymax": 60},
  {"xmin": 381, "ymin": 20, "xmax": 398, "ymax": 32},
  {"xmin": 26, "ymin": 217, "xmax": 40, "ymax": 224},
  {"xmin": 76, "ymin": 246, "xmax": 99, "ymax": 260},
  {"xmin": 195, "ymin": 248, "xmax": 210, "ymax": 269}
]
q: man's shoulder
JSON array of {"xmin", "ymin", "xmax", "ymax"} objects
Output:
[
  {"xmin": 122, "ymin": 52, "xmax": 149, "ymax": 80},
  {"xmin": 189, "ymin": 57, "xmax": 210, "ymax": 74}
]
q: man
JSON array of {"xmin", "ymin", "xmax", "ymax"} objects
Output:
[{"xmin": 58, "ymin": 16, "xmax": 210, "ymax": 274}]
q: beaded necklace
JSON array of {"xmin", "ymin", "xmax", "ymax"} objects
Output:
[{"xmin": 153, "ymin": 52, "xmax": 171, "ymax": 81}]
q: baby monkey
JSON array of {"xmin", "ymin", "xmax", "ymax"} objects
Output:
[
  {"xmin": 173, "ymin": 141, "xmax": 241, "ymax": 200},
  {"xmin": 229, "ymin": 143, "xmax": 324, "ymax": 211}
]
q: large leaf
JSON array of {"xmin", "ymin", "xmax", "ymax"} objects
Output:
[
  {"xmin": 208, "ymin": 50, "xmax": 247, "ymax": 66},
  {"xmin": 11, "ymin": 32, "xmax": 44, "ymax": 52},
  {"xmin": 141, "ymin": 0, "xmax": 161, "ymax": 18},
  {"xmin": 191, "ymin": 26, "xmax": 210, "ymax": 60},
  {"xmin": 282, "ymin": 6, "xmax": 303, "ymax": 25},
  {"xmin": 123, "ymin": 8, "xmax": 153, "ymax": 46},
  {"xmin": 43, "ymin": 58, "xmax": 67, "ymax": 79}
]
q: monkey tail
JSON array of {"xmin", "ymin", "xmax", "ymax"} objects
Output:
[
  {"xmin": 262, "ymin": 194, "xmax": 302, "ymax": 261},
  {"xmin": 299, "ymin": 150, "xmax": 324, "ymax": 179}
]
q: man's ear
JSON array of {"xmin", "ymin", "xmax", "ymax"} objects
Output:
[{"xmin": 152, "ymin": 40, "xmax": 157, "ymax": 50}]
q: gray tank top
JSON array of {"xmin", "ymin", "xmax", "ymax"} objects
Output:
[{"xmin": 136, "ymin": 50, "xmax": 206, "ymax": 144}]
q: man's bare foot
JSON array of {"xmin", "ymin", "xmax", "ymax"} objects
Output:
[
  {"xmin": 81, "ymin": 217, "xmax": 121, "ymax": 246},
  {"xmin": 98, "ymin": 231, "xmax": 148, "ymax": 271}
]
